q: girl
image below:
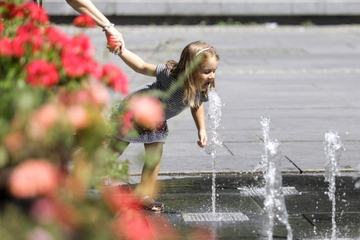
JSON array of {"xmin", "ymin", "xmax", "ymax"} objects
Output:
[{"xmin": 108, "ymin": 39, "xmax": 219, "ymax": 212}]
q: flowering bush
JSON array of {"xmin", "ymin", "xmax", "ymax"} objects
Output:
[
  {"xmin": 0, "ymin": 1, "xmax": 210, "ymax": 239},
  {"xmin": 0, "ymin": 1, "xmax": 153, "ymax": 239}
]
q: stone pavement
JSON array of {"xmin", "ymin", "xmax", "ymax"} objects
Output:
[
  {"xmin": 59, "ymin": 24, "xmax": 360, "ymax": 239},
  {"xmin": 58, "ymin": 24, "xmax": 360, "ymax": 176}
]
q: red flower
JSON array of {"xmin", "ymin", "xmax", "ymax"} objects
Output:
[
  {"xmin": 100, "ymin": 63, "xmax": 129, "ymax": 94},
  {"xmin": 0, "ymin": 20, "xmax": 4, "ymax": 35},
  {"xmin": 20, "ymin": 2, "xmax": 49, "ymax": 23},
  {"xmin": 64, "ymin": 34, "xmax": 94, "ymax": 58},
  {"xmin": 61, "ymin": 35, "xmax": 99, "ymax": 78},
  {"xmin": 61, "ymin": 54, "xmax": 89, "ymax": 77},
  {"xmin": 0, "ymin": 37, "xmax": 12, "ymax": 57},
  {"xmin": 118, "ymin": 111, "xmax": 134, "ymax": 135},
  {"xmin": 16, "ymin": 22, "xmax": 44, "ymax": 53},
  {"xmin": 73, "ymin": 13, "xmax": 96, "ymax": 28},
  {"xmin": 45, "ymin": 26, "xmax": 71, "ymax": 49},
  {"xmin": 112, "ymin": 210, "xmax": 154, "ymax": 240},
  {"xmin": 6, "ymin": 2, "xmax": 25, "ymax": 20},
  {"xmin": 129, "ymin": 95, "xmax": 165, "ymax": 129},
  {"xmin": 26, "ymin": 59, "xmax": 60, "ymax": 87},
  {"xmin": 9, "ymin": 159, "xmax": 59, "ymax": 198},
  {"xmin": 11, "ymin": 36, "xmax": 25, "ymax": 57},
  {"xmin": 102, "ymin": 186, "xmax": 140, "ymax": 213}
]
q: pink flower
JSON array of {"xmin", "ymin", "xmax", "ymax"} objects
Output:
[
  {"xmin": 73, "ymin": 13, "xmax": 96, "ymax": 28},
  {"xmin": 30, "ymin": 198, "xmax": 56, "ymax": 224},
  {"xmin": 129, "ymin": 96, "xmax": 165, "ymax": 129},
  {"xmin": 2, "ymin": 132, "xmax": 24, "ymax": 153},
  {"xmin": 27, "ymin": 227, "xmax": 54, "ymax": 240},
  {"xmin": 66, "ymin": 105, "xmax": 90, "ymax": 130},
  {"xmin": 9, "ymin": 159, "xmax": 59, "ymax": 198},
  {"xmin": 58, "ymin": 89, "xmax": 90, "ymax": 106},
  {"xmin": 88, "ymin": 81, "xmax": 110, "ymax": 107},
  {"xmin": 25, "ymin": 59, "xmax": 60, "ymax": 87},
  {"xmin": 27, "ymin": 104, "xmax": 59, "ymax": 140},
  {"xmin": 100, "ymin": 63, "xmax": 129, "ymax": 94}
]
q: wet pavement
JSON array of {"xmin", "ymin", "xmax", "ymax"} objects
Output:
[{"xmin": 153, "ymin": 173, "xmax": 360, "ymax": 239}]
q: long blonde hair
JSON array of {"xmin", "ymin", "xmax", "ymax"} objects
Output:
[{"xmin": 165, "ymin": 41, "xmax": 219, "ymax": 108}]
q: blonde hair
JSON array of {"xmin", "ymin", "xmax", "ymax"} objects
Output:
[{"xmin": 165, "ymin": 41, "xmax": 219, "ymax": 108}]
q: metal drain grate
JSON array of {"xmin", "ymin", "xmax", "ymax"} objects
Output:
[
  {"xmin": 182, "ymin": 212, "xmax": 249, "ymax": 222},
  {"xmin": 238, "ymin": 187, "xmax": 300, "ymax": 197}
]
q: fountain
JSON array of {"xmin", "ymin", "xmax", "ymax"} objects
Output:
[
  {"xmin": 263, "ymin": 138, "xmax": 293, "ymax": 240},
  {"xmin": 324, "ymin": 130, "xmax": 345, "ymax": 239},
  {"xmin": 254, "ymin": 115, "xmax": 271, "ymax": 172},
  {"xmin": 182, "ymin": 88, "xmax": 248, "ymax": 222},
  {"xmin": 250, "ymin": 116, "xmax": 292, "ymax": 239},
  {"xmin": 204, "ymin": 88, "xmax": 223, "ymax": 214}
]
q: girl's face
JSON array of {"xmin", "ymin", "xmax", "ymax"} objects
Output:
[{"xmin": 196, "ymin": 56, "xmax": 219, "ymax": 91}]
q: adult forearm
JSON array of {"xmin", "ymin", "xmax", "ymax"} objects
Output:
[{"xmin": 65, "ymin": 0, "xmax": 111, "ymax": 28}]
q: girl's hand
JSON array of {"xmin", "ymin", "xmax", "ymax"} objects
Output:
[
  {"xmin": 197, "ymin": 129, "xmax": 207, "ymax": 148},
  {"xmin": 106, "ymin": 31, "xmax": 125, "ymax": 54}
]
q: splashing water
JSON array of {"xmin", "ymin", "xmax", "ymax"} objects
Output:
[
  {"xmin": 263, "ymin": 138, "xmax": 293, "ymax": 240},
  {"xmin": 254, "ymin": 115, "xmax": 271, "ymax": 172},
  {"xmin": 324, "ymin": 130, "xmax": 345, "ymax": 239},
  {"xmin": 204, "ymin": 88, "xmax": 223, "ymax": 214}
]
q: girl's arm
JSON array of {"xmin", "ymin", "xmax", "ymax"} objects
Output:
[
  {"xmin": 118, "ymin": 48, "xmax": 157, "ymax": 77},
  {"xmin": 191, "ymin": 103, "xmax": 207, "ymax": 147}
]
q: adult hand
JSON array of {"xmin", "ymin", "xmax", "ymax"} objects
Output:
[{"xmin": 105, "ymin": 27, "xmax": 125, "ymax": 54}]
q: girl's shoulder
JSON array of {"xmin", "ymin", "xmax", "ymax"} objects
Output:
[{"xmin": 156, "ymin": 63, "xmax": 175, "ymax": 81}]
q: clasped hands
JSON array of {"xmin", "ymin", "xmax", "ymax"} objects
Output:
[{"xmin": 106, "ymin": 28, "xmax": 125, "ymax": 55}]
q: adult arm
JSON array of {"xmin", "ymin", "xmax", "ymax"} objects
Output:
[
  {"xmin": 65, "ymin": 0, "xmax": 124, "ymax": 52},
  {"xmin": 191, "ymin": 103, "xmax": 207, "ymax": 147}
]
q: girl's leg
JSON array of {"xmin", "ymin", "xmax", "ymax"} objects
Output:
[
  {"xmin": 105, "ymin": 137, "xmax": 130, "ymax": 185},
  {"xmin": 107, "ymin": 136, "xmax": 130, "ymax": 156},
  {"xmin": 137, "ymin": 142, "xmax": 164, "ymax": 210}
]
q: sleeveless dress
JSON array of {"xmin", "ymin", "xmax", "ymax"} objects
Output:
[{"xmin": 112, "ymin": 64, "xmax": 208, "ymax": 143}]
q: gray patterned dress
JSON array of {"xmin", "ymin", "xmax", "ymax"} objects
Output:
[{"xmin": 112, "ymin": 64, "xmax": 208, "ymax": 143}]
